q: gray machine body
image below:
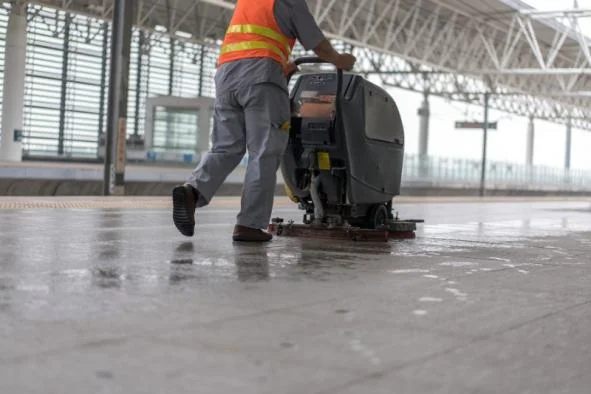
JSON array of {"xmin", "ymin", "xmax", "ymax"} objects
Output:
[{"xmin": 281, "ymin": 72, "xmax": 405, "ymax": 225}]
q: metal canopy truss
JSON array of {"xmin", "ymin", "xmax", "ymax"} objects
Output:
[
  {"xmin": 14, "ymin": 0, "xmax": 591, "ymax": 131},
  {"xmin": 354, "ymin": 48, "xmax": 591, "ymax": 130},
  {"xmin": 308, "ymin": 0, "xmax": 591, "ymax": 128},
  {"xmin": 23, "ymin": 0, "xmax": 234, "ymax": 44}
]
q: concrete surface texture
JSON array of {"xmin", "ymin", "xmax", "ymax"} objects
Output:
[{"xmin": 0, "ymin": 196, "xmax": 590, "ymax": 393}]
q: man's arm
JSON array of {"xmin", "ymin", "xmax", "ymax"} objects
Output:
[
  {"xmin": 280, "ymin": 0, "xmax": 356, "ymax": 70},
  {"xmin": 312, "ymin": 39, "xmax": 356, "ymax": 70}
]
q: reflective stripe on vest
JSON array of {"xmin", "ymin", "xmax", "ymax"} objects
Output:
[
  {"xmin": 220, "ymin": 41, "xmax": 287, "ymax": 63},
  {"xmin": 225, "ymin": 24, "xmax": 291, "ymax": 53},
  {"xmin": 220, "ymin": 23, "xmax": 291, "ymax": 65}
]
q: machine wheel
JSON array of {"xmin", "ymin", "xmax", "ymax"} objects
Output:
[{"xmin": 365, "ymin": 204, "xmax": 389, "ymax": 229}]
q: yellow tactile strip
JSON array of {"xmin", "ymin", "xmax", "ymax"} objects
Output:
[{"xmin": 0, "ymin": 198, "xmax": 168, "ymax": 209}]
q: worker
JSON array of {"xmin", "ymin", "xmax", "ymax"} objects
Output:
[{"xmin": 172, "ymin": 0, "xmax": 356, "ymax": 242}]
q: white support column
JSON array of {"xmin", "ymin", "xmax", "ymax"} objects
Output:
[
  {"xmin": 418, "ymin": 91, "xmax": 430, "ymax": 157},
  {"xmin": 418, "ymin": 91, "xmax": 430, "ymax": 178},
  {"xmin": 526, "ymin": 115, "xmax": 535, "ymax": 166},
  {"xmin": 0, "ymin": 4, "xmax": 27, "ymax": 162},
  {"xmin": 565, "ymin": 116, "xmax": 572, "ymax": 170}
]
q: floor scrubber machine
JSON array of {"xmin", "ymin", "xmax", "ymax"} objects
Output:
[{"xmin": 267, "ymin": 57, "xmax": 422, "ymax": 242}]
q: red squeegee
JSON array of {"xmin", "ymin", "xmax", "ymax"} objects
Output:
[{"xmin": 267, "ymin": 218, "xmax": 418, "ymax": 242}]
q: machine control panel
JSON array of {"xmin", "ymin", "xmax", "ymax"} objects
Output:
[{"xmin": 290, "ymin": 73, "xmax": 354, "ymax": 148}]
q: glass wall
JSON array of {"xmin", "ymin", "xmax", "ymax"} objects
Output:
[{"xmin": 0, "ymin": 3, "xmax": 218, "ymax": 158}]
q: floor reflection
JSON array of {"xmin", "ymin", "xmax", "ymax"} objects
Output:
[
  {"xmin": 91, "ymin": 265, "xmax": 124, "ymax": 289},
  {"xmin": 95, "ymin": 211, "xmax": 124, "ymax": 261},
  {"xmin": 170, "ymin": 242, "xmax": 195, "ymax": 265},
  {"xmin": 0, "ymin": 276, "xmax": 15, "ymax": 312},
  {"xmin": 91, "ymin": 212, "xmax": 125, "ymax": 289},
  {"xmin": 233, "ymin": 244, "xmax": 270, "ymax": 282},
  {"xmin": 165, "ymin": 239, "xmax": 396, "ymax": 285},
  {"xmin": 169, "ymin": 242, "xmax": 197, "ymax": 285}
]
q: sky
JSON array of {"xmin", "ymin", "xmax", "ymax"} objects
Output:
[{"xmin": 376, "ymin": 0, "xmax": 591, "ymax": 170}]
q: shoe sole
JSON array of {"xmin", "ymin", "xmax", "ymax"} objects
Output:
[{"xmin": 172, "ymin": 186, "xmax": 194, "ymax": 237}]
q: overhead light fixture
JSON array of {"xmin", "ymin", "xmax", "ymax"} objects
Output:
[
  {"xmin": 86, "ymin": 4, "xmax": 105, "ymax": 13},
  {"xmin": 175, "ymin": 31, "xmax": 192, "ymax": 39}
]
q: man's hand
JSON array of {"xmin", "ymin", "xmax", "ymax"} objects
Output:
[
  {"xmin": 286, "ymin": 61, "xmax": 299, "ymax": 76},
  {"xmin": 335, "ymin": 53, "xmax": 356, "ymax": 71}
]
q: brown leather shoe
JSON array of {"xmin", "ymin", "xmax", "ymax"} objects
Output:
[
  {"xmin": 232, "ymin": 225, "xmax": 273, "ymax": 242},
  {"xmin": 172, "ymin": 184, "xmax": 198, "ymax": 237}
]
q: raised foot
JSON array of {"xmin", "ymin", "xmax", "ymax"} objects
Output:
[{"xmin": 172, "ymin": 184, "xmax": 197, "ymax": 237}]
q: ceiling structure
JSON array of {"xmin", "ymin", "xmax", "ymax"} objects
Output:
[{"xmin": 17, "ymin": 0, "xmax": 591, "ymax": 129}]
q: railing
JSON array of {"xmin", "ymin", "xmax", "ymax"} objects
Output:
[
  {"xmin": 402, "ymin": 154, "xmax": 591, "ymax": 191},
  {"xmin": 14, "ymin": 150, "xmax": 591, "ymax": 191}
]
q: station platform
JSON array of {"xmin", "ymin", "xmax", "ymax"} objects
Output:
[{"xmin": 0, "ymin": 196, "xmax": 590, "ymax": 393}]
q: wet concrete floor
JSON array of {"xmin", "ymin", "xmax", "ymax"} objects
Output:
[{"xmin": 0, "ymin": 196, "xmax": 590, "ymax": 393}]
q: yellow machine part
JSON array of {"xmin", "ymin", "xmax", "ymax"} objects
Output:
[
  {"xmin": 284, "ymin": 183, "xmax": 299, "ymax": 203},
  {"xmin": 283, "ymin": 152, "xmax": 330, "ymax": 204},
  {"xmin": 317, "ymin": 151, "xmax": 331, "ymax": 170}
]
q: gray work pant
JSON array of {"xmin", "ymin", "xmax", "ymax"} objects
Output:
[{"xmin": 186, "ymin": 83, "xmax": 290, "ymax": 229}]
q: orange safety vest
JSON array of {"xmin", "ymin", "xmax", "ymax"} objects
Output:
[{"xmin": 217, "ymin": 0, "xmax": 296, "ymax": 72}]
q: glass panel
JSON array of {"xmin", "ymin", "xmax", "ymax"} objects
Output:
[{"xmin": 152, "ymin": 106, "xmax": 198, "ymax": 152}]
